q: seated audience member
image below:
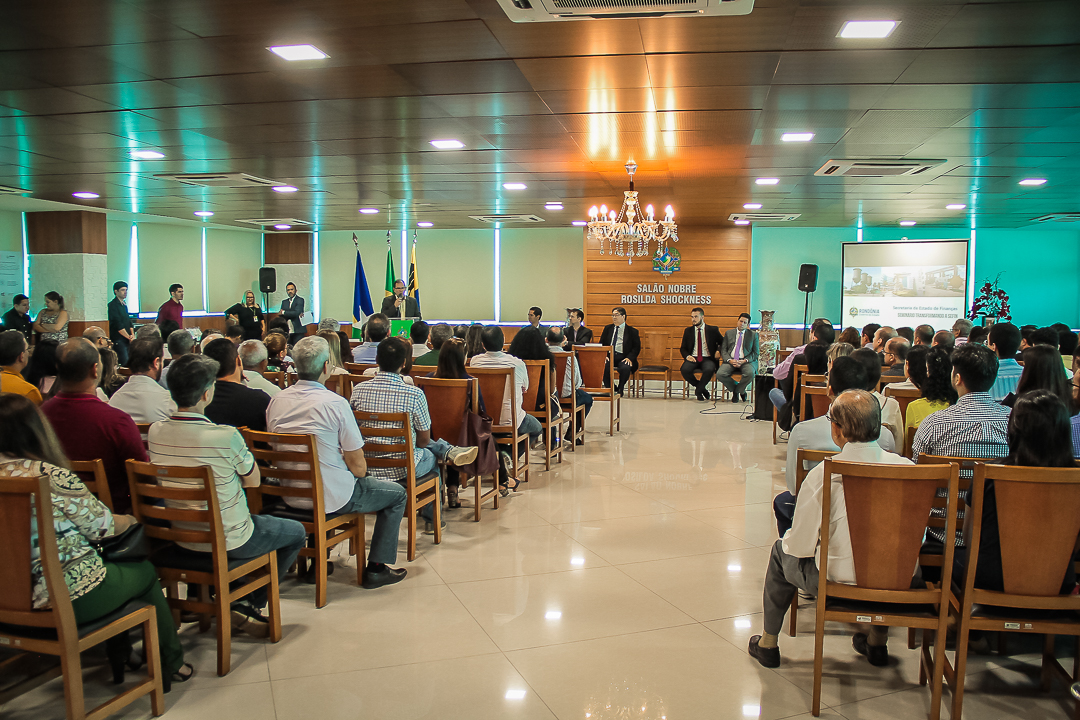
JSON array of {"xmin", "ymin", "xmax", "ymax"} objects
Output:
[
  {"xmin": 850, "ymin": 347, "xmax": 904, "ymax": 450},
  {"xmin": 470, "ymin": 325, "xmax": 543, "ymax": 469},
  {"xmin": 266, "ymin": 336, "xmax": 409, "ymax": 589},
  {"xmin": 41, "ymin": 338, "xmax": 147, "ymax": 513},
  {"xmin": 678, "ymin": 307, "xmax": 722, "ymax": 402},
  {"xmin": 82, "ymin": 326, "xmax": 110, "ymax": 348},
  {"xmin": 23, "ymin": 338, "xmax": 60, "ymax": 399},
  {"xmin": 527, "ymin": 306, "xmax": 543, "ymax": 330},
  {"xmin": 886, "ymin": 343, "xmax": 928, "ymax": 391},
  {"xmin": 136, "ymin": 323, "xmax": 163, "ymax": 342},
  {"xmin": 264, "ymin": 332, "xmax": 289, "ymax": 371},
  {"xmin": 361, "ymin": 337, "xmax": 415, "ymax": 384},
  {"xmin": 150, "ymin": 353, "xmax": 305, "ymax": 634},
  {"xmin": 896, "ymin": 326, "xmax": 914, "ymax": 344},
  {"xmin": 109, "ymin": 337, "xmax": 176, "ymax": 422},
  {"xmin": 317, "ymin": 317, "xmax": 340, "ymax": 334},
  {"xmin": 1002, "ymin": 344, "xmax": 1073, "ymax": 409},
  {"xmin": 881, "ymin": 337, "xmax": 909, "ymax": 377},
  {"xmin": 599, "ymin": 307, "xmax": 640, "ymax": 397},
  {"xmin": 906, "ymin": 347, "xmax": 958, "ymax": 431},
  {"xmin": 266, "ymin": 316, "xmax": 291, "ymax": 339},
  {"xmin": 770, "ymin": 341, "xmax": 829, "ymax": 430},
  {"xmin": 546, "ymin": 327, "xmax": 593, "ymax": 431},
  {"xmin": 336, "ymin": 331, "xmax": 353, "ymax": 367},
  {"xmin": 157, "ymin": 321, "xmax": 180, "ymax": 358},
  {"xmin": 316, "ymin": 330, "xmax": 349, "ymax": 376},
  {"xmin": 957, "ymin": 390, "xmax": 1077, "ymax": 592},
  {"xmin": 352, "ymin": 313, "xmax": 389, "ymax": 363},
  {"xmin": 826, "ymin": 342, "xmax": 854, "ymax": 369},
  {"xmin": 1029, "ymin": 325, "xmax": 1061, "ymax": 350},
  {"xmin": 238, "ymin": 339, "xmax": 282, "ymax": 397},
  {"xmin": 967, "ymin": 326, "xmax": 988, "ymax": 345},
  {"xmin": 932, "ymin": 329, "xmax": 955, "ymax": 354},
  {"xmin": 775, "ymin": 357, "xmax": 895, "ymax": 535},
  {"xmin": 1059, "ymin": 329, "xmax": 1078, "ymax": 375},
  {"xmin": 872, "ymin": 326, "xmax": 897, "ymax": 357},
  {"xmin": 508, "ymin": 327, "xmax": 560, "ymax": 446},
  {"xmin": 351, "ymin": 336, "xmax": 479, "ymax": 529},
  {"xmin": 97, "ymin": 346, "xmax": 125, "ymax": 399},
  {"xmin": 415, "ymin": 323, "xmax": 452, "ymax": 366},
  {"xmin": 914, "ymin": 324, "xmax": 935, "ymax": 346},
  {"xmin": 159, "ymin": 328, "xmax": 195, "ymax": 390},
  {"xmin": 0, "ymin": 330, "xmax": 44, "ymax": 404},
  {"xmin": 202, "ymin": 338, "xmax": 271, "ymax": 431},
  {"xmin": 453, "ymin": 324, "xmax": 468, "ymax": 340},
  {"xmin": 860, "ymin": 323, "xmax": 881, "ymax": 348},
  {"xmin": 224, "ymin": 324, "xmax": 244, "ymax": 345},
  {"xmin": 0, "ymin": 394, "xmax": 192, "ymax": 687},
  {"xmin": 1072, "ymin": 374, "xmax": 1080, "ymax": 458},
  {"xmin": 429, "ymin": 337, "xmax": 488, "ymax": 506},
  {"xmin": 717, "ymin": 312, "xmax": 758, "ymax": 403},
  {"xmin": 987, "ymin": 322, "xmax": 1023, "ymax": 402},
  {"xmin": 199, "ymin": 331, "xmax": 222, "ymax": 354},
  {"xmin": 409, "ymin": 321, "xmax": 430, "ymax": 358},
  {"xmin": 837, "ymin": 326, "xmax": 861, "ymax": 347},
  {"xmin": 774, "ymin": 319, "xmax": 835, "ymax": 382},
  {"xmin": 952, "ymin": 318, "xmax": 973, "ymax": 346},
  {"xmin": 1019, "ymin": 324, "xmax": 1037, "ymax": 353},
  {"xmin": 464, "ymin": 324, "xmax": 486, "ymax": 360},
  {"xmin": 912, "ymin": 342, "xmax": 1010, "ymax": 460},
  {"xmin": 750, "ymin": 389, "xmax": 912, "ymax": 669}
]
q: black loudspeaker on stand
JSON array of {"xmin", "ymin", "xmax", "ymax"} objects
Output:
[
  {"xmin": 259, "ymin": 267, "xmax": 276, "ymax": 311},
  {"xmin": 798, "ymin": 264, "xmax": 818, "ymax": 344}
]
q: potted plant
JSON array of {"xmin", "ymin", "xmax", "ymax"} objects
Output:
[{"xmin": 968, "ymin": 273, "xmax": 1011, "ymax": 326}]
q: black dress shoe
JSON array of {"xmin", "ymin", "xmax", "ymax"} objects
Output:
[
  {"xmin": 362, "ymin": 566, "xmax": 407, "ymax": 589},
  {"xmin": 731, "ymin": 395, "xmax": 740, "ymax": 403},
  {"xmin": 300, "ymin": 561, "xmax": 335, "ymax": 584},
  {"xmin": 701, "ymin": 387, "xmax": 710, "ymax": 400},
  {"xmin": 748, "ymin": 635, "xmax": 781, "ymax": 668},
  {"xmin": 852, "ymin": 633, "xmax": 889, "ymax": 666}
]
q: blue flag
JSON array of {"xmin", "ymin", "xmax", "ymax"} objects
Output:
[{"xmin": 352, "ymin": 234, "xmax": 374, "ymax": 326}]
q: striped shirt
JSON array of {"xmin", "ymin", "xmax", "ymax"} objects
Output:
[
  {"xmin": 911, "ymin": 392, "xmax": 1010, "ymax": 463},
  {"xmin": 350, "ymin": 372, "xmax": 430, "ymax": 480},
  {"xmin": 1072, "ymin": 413, "xmax": 1080, "ymax": 459},
  {"xmin": 148, "ymin": 413, "xmax": 256, "ymax": 552},
  {"xmin": 988, "ymin": 358, "xmax": 1023, "ymax": 402}
]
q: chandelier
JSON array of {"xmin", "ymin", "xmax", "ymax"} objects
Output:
[{"xmin": 587, "ymin": 159, "xmax": 678, "ymax": 265}]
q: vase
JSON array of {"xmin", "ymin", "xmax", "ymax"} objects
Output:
[{"xmin": 758, "ymin": 310, "xmax": 780, "ymax": 375}]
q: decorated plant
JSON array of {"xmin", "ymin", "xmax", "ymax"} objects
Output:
[{"xmin": 968, "ymin": 273, "xmax": 1011, "ymax": 321}]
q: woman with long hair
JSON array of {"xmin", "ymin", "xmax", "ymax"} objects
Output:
[
  {"xmin": 0, "ymin": 395, "xmax": 192, "ymax": 688},
  {"xmin": 826, "ymin": 342, "xmax": 854, "ymax": 371},
  {"xmin": 906, "ymin": 346, "xmax": 957, "ymax": 430},
  {"xmin": 97, "ymin": 346, "xmax": 126, "ymax": 398},
  {"xmin": 428, "ymin": 338, "xmax": 491, "ymax": 505},
  {"xmin": 464, "ymin": 324, "xmax": 485, "ymax": 361},
  {"xmin": 33, "ymin": 291, "xmax": 68, "ymax": 342},
  {"xmin": 264, "ymin": 333, "xmax": 289, "ymax": 372},
  {"xmin": 317, "ymin": 330, "xmax": 349, "ymax": 375},
  {"xmin": 225, "ymin": 290, "xmax": 265, "ymax": 341},
  {"xmin": 1004, "ymin": 344, "xmax": 1074, "ymax": 410},
  {"xmin": 837, "ymin": 326, "xmax": 861, "ymax": 347},
  {"xmin": 22, "ymin": 339, "xmax": 60, "ymax": 399},
  {"xmin": 336, "ymin": 331, "xmax": 353, "ymax": 369}
]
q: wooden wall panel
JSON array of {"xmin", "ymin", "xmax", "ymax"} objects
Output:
[
  {"xmin": 583, "ymin": 226, "xmax": 751, "ymax": 362},
  {"xmin": 265, "ymin": 233, "xmax": 313, "ymax": 264},
  {"xmin": 26, "ymin": 211, "xmax": 106, "ymax": 255}
]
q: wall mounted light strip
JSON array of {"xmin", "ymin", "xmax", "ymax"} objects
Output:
[
  {"xmin": 312, "ymin": 232, "xmax": 321, "ymax": 322},
  {"xmin": 201, "ymin": 228, "xmax": 209, "ymax": 312},
  {"xmin": 128, "ymin": 223, "xmax": 140, "ymax": 313},
  {"xmin": 21, "ymin": 212, "xmax": 30, "ymax": 297},
  {"xmin": 493, "ymin": 226, "xmax": 501, "ymax": 323}
]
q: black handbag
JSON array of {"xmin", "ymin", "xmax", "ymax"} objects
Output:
[{"xmin": 95, "ymin": 523, "xmax": 151, "ymax": 563}]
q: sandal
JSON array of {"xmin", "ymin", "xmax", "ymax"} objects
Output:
[
  {"xmin": 163, "ymin": 662, "xmax": 195, "ymax": 693},
  {"xmin": 499, "ymin": 477, "xmax": 521, "ymax": 496}
]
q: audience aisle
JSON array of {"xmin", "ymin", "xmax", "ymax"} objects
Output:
[{"xmin": 2, "ymin": 397, "xmax": 1073, "ymax": 720}]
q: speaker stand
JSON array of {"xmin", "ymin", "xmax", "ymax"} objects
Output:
[{"xmin": 801, "ymin": 290, "xmax": 811, "ymax": 345}]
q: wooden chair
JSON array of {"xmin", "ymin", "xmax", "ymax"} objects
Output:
[
  {"xmin": 134, "ymin": 423, "xmax": 151, "ymax": 451},
  {"xmin": 883, "ymin": 385, "xmax": 921, "ymax": 425},
  {"xmin": 354, "ymin": 410, "xmax": 441, "ymax": 561},
  {"xmin": 0, "ymin": 473, "xmax": 165, "ymax": 719},
  {"xmin": 773, "ymin": 363, "xmax": 807, "ymax": 445},
  {"xmin": 240, "ymin": 430, "xmax": 365, "ymax": 609},
  {"xmin": 904, "ymin": 425, "xmax": 916, "ymax": 459},
  {"xmin": 343, "ymin": 362, "xmax": 376, "ymax": 375},
  {"xmin": 126, "ymin": 461, "xmax": 281, "ymax": 677},
  {"xmin": 323, "ymin": 373, "xmax": 342, "ymax": 396},
  {"xmin": 261, "ymin": 370, "xmax": 286, "ymax": 390},
  {"xmin": 70, "ymin": 459, "xmax": 113, "ymax": 511},
  {"xmin": 787, "ymin": 447, "xmax": 838, "ymax": 638},
  {"xmin": 938, "ymin": 463, "xmax": 1080, "ymax": 720},
  {"xmin": 680, "ymin": 362, "xmax": 719, "ymax": 400},
  {"xmin": 575, "ymin": 346, "xmax": 620, "ymax": 436},
  {"xmin": 810, "ymin": 458, "xmax": 960, "ymax": 720},
  {"xmin": 790, "ymin": 363, "xmax": 809, "ymax": 423},
  {"xmin": 339, "ymin": 372, "xmax": 373, "ymax": 399},
  {"xmin": 523, "ymin": 359, "xmax": 567, "ymax": 470},
  {"xmin": 801, "ymin": 375, "xmax": 829, "ymax": 422},
  {"xmin": 470, "ymin": 366, "xmax": 530, "ymax": 487},
  {"xmin": 634, "ymin": 331, "xmax": 673, "ymax": 398},
  {"xmin": 415, "ymin": 376, "xmax": 500, "ymax": 521},
  {"xmin": 551, "ymin": 351, "xmax": 585, "ymax": 451},
  {"xmin": 117, "ymin": 367, "xmax": 132, "ymax": 378}
]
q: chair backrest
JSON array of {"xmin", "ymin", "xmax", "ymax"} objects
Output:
[
  {"xmin": 791, "ymin": 363, "xmax": 809, "ymax": 415},
  {"xmin": 575, "ymin": 346, "xmax": 613, "ymax": 392},
  {"xmin": 883, "ymin": 385, "xmax": 921, "ymax": 421},
  {"xmin": 323, "ymin": 373, "xmax": 341, "ymax": 396},
  {"xmin": 339, "ymin": 373, "xmax": 372, "ymax": 400},
  {"xmin": 135, "ymin": 422, "xmax": 151, "ymax": 447},
  {"xmin": 904, "ymin": 426, "xmax": 916, "ymax": 459},
  {"xmin": 794, "ymin": 448, "xmax": 837, "ymax": 494},
  {"xmin": 551, "ymin": 351, "xmax": 572, "ymax": 399},
  {"xmin": 822, "ymin": 458, "xmax": 959, "ymax": 591},
  {"xmin": 975, "ymin": 464, "xmax": 1080, "ymax": 597},
  {"xmin": 117, "ymin": 367, "xmax": 132, "ymax": 378},
  {"xmin": 70, "ymin": 458, "xmax": 114, "ymax": 511},
  {"xmin": 469, "ymin": 366, "xmax": 516, "ymax": 430},
  {"xmin": 640, "ymin": 330, "xmax": 669, "ymax": 367},
  {"xmin": 414, "ymin": 377, "xmax": 475, "ymax": 445},
  {"xmin": 802, "ymin": 373, "xmax": 827, "ymax": 386},
  {"xmin": 353, "ymin": 410, "xmax": 416, "ymax": 482},
  {"xmin": 240, "ymin": 430, "xmax": 326, "ymax": 514},
  {"xmin": 802, "ymin": 384, "xmax": 830, "ymax": 421},
  {"xmin": 522, "ymin": 360, "xmax": 545, "ymax": 413},
  {"xmin": 343, "ymin": 362, "xmax": 376, "ymax": 375},
  {"xmin": 261, "ymin": 370, "xmax": 286, "ymax": 390}
]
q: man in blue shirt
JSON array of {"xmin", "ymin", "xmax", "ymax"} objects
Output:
[{"xmin": 987, "ymin": 322, "xmax": 1023, "ymax": 402}]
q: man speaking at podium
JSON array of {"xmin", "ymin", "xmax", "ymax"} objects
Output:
[{"xmin": 380, "ymin": 279, "xmax": 421, "ymax": 320}]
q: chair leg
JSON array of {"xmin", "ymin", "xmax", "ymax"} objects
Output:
[
  {"xmin": 812, "ymin": 604, "xmax": 826, "ymax": 716},
  {"xmin": 143, "ymin": 612, "xmax": 166, "ymax": 716},
  {"xmin": 928, "ymin": 620, "xmax": 949, "ymax": 720},
  {"xmin": 1042, "ymin": 634, "xmax": 1055, "ymax": 692},
  {"xmin": 59, "ymin": 645, "xmax": 86, "ymax": 720},
  {"xmin": 355, "ymin": 516, "xmax": 366, "ymax": 584},
  {"xmin": 789, "ymin": 594, "xmax": 798, "ymax": 637},
  {"xmin": 951, "ymin": 616, "xmax": 971, "ymax": 720},
  {"xmin": 216, "ymin": 589, "xmax": 232, "ymax": 676},
  {"xmin": 406, "ymin": 494, "xmax": 418, "ymax": 562},
  {"xmin": 474, "ymin": 473, "xmax": 482, "ymax": 522},
  {"xmin": 908, "ymin": 627, "xmax": 917, "ymax": 649},
  {"xmin": 266, "ymin": 553, "xmax": 282, "ymax": 642},
  {"xmin": 315, "ymin": 531, "xmax": 329, "ymax": 609},
  {"xmin": 433, "ymin": 480, "xmax": 442, "ymax": 546}
]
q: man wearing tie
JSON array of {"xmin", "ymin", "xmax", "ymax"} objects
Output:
[
  {"xmin": 563, "ymin": 308, "xmax": 593, "ymax": 347},
  {"xmin": 279, "ymin": 282, "xmax": 306, "ymax": 347},
  {"xmin": 679, "ymin": 307, "xmax": 723, "ymax": 401},
  {"xmin": 379, "ymin": 279, "xmax": 422, "ymax": 319},
  {"xmin": 717, "ymin": 312, "xmax": 759, "ymax": 403},
  {"xmin": 598, "ymin": 307, "xmax": 640, "ymax": 397}
]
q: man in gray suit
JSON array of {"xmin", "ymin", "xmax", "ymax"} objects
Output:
[
  {"xmin": 279, "ymin": 282, "xmax": 306, "ymax": 346},
  {"xmin": 717, "ymin": 312, "xmax": 758, "ymax": 403}
]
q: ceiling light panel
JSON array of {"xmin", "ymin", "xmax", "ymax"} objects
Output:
[
  {"xmin": 430, "ymin": 139, "xmax": 465, "ymax": 149},
  {"xmin": 755, "ymin": 178, "xmax": 780, "ymax": 185},
  {"xmin": 503, "ymin": 182, "xmax": 527, "ymax": 190},
  {"xmin": 130, "ymin": 150, "xmax": 165, "ymax": 159},
  {"xmin": 838, "ymin": 21, "xmax": 898, "ymax": 39},
  {"xmin": 268, "ymin": 44, "xmax": 328, "ymax": 61},
  {"xmin": 781, "ymin": 133, "xmax": 814, "ymax": 142}
]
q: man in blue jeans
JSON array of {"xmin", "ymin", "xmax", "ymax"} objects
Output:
[
  {"xmin": 267, "ymin": 336, "xmax": 411, "ymax": 589},
  {"xmin": 350, "ymin": 336, "xmax": 479, "ymax": 533}
]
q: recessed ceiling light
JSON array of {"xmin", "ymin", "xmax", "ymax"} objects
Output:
[
  {"xmin": 545, "ymin": 202, "xmax": 564, "ymax": 210},
  {"xmin": 572, "ymin": 221, "xmax": 588, "ymax": 226},
  {"xmin": 734, "ymin": 220, "xmax": 750, "ymax": 225},
  {"xmin": 900, "ymin": 221, "xmax": 917, "ymax": 226},
  {"xmin": 781, "ymin": 133, "xmax": 814, "ymax": 142},
  {"xmin": 358, "ymin": 208, "xmax": 379, "ymax": 214},
  {"xmin": 417, "ymin": 222, "xmax": 433, "ymax": 228},
  {"xmin": 743, "ymin": 203, "xmax": 763, "ymax": 210},
  {"xmin": 838, "ymin": 21, "xmax": 898, "ymax": 38},
  {"xmin": 1019, "ymin": 178, "xmax": 1047, "ymax": 186},
  {"xmin": 544, "ymin": 611, "xmax": 562, "ymax": 620},
  {"xmin": 430, "ymin": 139, "xmax": 465, "ymax": 149},
  {"xmin": 945, "ymin": 204, "xmax": 966, "ymax": 210},
  {"xmin": 504, "ymin": 690, "xmax": 527, "ymax": 700},
  {"xmin": 503, "ymin": 182, "xmax": 527, "ymax": 190},
  {"xmin": 272, "ymin": 185, "xmax": 298, "ymax": 193},
  {"xmin": 194, "ymin": 211, "xmax": 214, "ymax": 217},
  {"xmin": 268, "ymin": 44, "xmax": 328, "ymax": 61},
  {"xmin": 130, "ymin": 150, "xmax": 165, "ymax": 160},
  {"xmin": 274, "ymin": 224, "xmax": 292, "ymax": 230},
  {"xmin": 755, "ymin": 178, "xmax": 779, "ymax": 185},
  {"xmin": 72, "ymin": 192, "xmax": 99, "ymax": 199}
]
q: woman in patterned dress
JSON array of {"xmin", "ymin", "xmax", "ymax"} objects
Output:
[{"xmin": 33, "ymin": 291, "xmax": 69, "ymax": 342}]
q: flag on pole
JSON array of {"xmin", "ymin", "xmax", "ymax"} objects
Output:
[
  {"xmin": 352, "ymin": 234, "xmax": 374, "ymax": 338},
  {"xmin": 407, "ymin": 232, "xmax": 420, "ymax": 314},
  {"xmin": 383, "ymin": 231, "xmax": 397, "ymax": 297}
]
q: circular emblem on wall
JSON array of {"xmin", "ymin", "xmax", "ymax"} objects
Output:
[
  {"xmin": 849, "ymin": 307, "xmax": 859, "ymax": 317},
  {"xmin": 652, "ymin": 247, "xmax": 681, "ymax": 277}
]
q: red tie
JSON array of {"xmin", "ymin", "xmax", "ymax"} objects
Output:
[{"xmin": 696, "ymin": 328, "xmax": 703, "ymax": 361}]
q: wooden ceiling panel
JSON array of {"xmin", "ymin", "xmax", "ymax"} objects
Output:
[
  {"xmin": 430, "ymin": 92, "xmax": 551, "ymax": 118},
  {"xmin": 898, "ymin": 46, "xmax": 1080, "ymax": 84},
  {"xmin": 926, "ymin": 1, "xmax": 1080, "ymax": 49},
  {"xmin": 515, "ymin": 56, "xmax": 652, "ymax": 93},
  {"xmin": 350, "ymin": 20, "xmax": 508, "ymax": 65},
  {"xmin": 773, "ymin": 50, "xmax": 920, "ymax": 85},
  {"xmin": 391, "ymin": 60, "xmax": 532, "ymax": 95},
  {"xmin": 646, "ymin": 53, "xmax": 782, "ymax": 88}
]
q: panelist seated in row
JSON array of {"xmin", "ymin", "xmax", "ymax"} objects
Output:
[
  {"xmin": 679, "ymin": 307, "xmax": 723, "ymax": 402},
  {"xmin": 598, "ymin": 307, "xmax": 639, "ymax": 397},
  {"xmin": 718, "ymin": 312, "xmax": 758, "ymax": 403}
]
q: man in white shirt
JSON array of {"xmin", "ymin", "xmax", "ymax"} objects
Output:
[
  {"xmin": 158, "ymin": 329, "xmax": 195, "ymax": 391},
  {"xmin": 238, "ymin": 339, "xmax": 282, "ymax": 397},
  {"xmin": 409, "ymin": 321, "xmax": 430, "ymax": 358},
  {"xmin": 851, "ymin": 348, "xmax": 904, "ymax": 450},
  {"xmin": 267, "ymin": 336, "xmax": 408, "ymax": 589},
  {"xmin": 352, "ymin": 313, "xmax": 389, "ymax": 363},
  {"xmin": 469, "ymin": 325, "xmax": 543, "ymax": 447},
  {"xmin": 749, "ymin": 390, "xmax": 913, "ymax": 669},
  {"xmin": 110, "ymin": 337, "xmax": 177, "ymax": 422}
]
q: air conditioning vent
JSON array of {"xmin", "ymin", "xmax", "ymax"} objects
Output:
[
  {"xmin": 814, "ymin": 159, "xmax": 946, "ymax": 178},
  {"xmin": 1032, "ymin": 213, "xmax": 1080, "ymax": 224},
  {"xmin": 0, "ymin": 184, "xmax": 31, "ymax": 195},
  {"xmin": 469, "ymin": 214, "xmax": 546, "ymax": 224},
  {"xmin": 728, "ymin": 213, "xmax": 801, "ymax": 222},
  {"xmin": 235, "ymin": 218, "xmax": 313, "ymax": 228},
  {"xmin": 495, "ymin": 0, "xmax": 752, "ymax": 22},
  {"xmin": 155, "ymin": 172, "xmax": 282, "ymax": 188}
]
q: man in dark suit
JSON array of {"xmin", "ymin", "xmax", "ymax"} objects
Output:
[
  {"xmin": 563, "ymin": 308, "xmax": 593, "ymax": 347},
  {"xmin": 380, "ymin": 279, "xmax": 421, "ymax": 319},
  {"xmin": 107, "ymin": 281, "xmax": 134, "ymax": 366},
  {"xmin": 598, "ymin": 306, "xmax": 640, "ymax": 396},
  {"xmin": 279, "ymin": 282, "xmax": 306, "ymax": 346},
  {"xmin": 679, "ymin": 307, "xmax": 722, "ymax": 401},
  {"xmin": 717, "ymin": 312, "xmax": 759, "ymax": 403}
]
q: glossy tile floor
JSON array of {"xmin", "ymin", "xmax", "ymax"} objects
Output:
[{"xmin": 5, "ymin": 393, "xmax": 1077, "ymax": 719}]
